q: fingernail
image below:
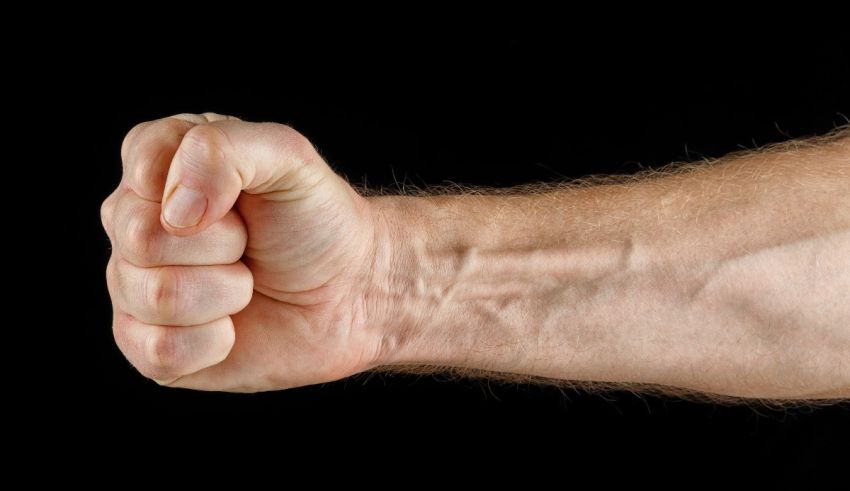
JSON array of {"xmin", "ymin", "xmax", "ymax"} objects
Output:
[{"xmin": 163, "ymin": 185, "xmax": 206, "ymax": 228}]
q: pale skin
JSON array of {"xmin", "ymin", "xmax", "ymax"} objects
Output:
[{"xmin": 101, "ymin": 113, "xmax": 850, "ymax": 400}]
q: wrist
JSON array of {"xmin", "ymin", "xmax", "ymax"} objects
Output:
[{"xmin": 364, "ymin": 195, "xmax": 441, "ymax": 368}]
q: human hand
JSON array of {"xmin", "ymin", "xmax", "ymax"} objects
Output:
[{"xmin": 102, "ymin": 113, "xmax": 391, "ymax": 391}]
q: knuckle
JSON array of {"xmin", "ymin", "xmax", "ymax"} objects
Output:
[
  {"xmin": 144, "ymin": 267, "xmax": 184, "ymax": 321},
  {"xmin": 123, "ymin": 118, "xmax": 190, "ymax": 196},
  {"xmin": 142, "ymin": 328, "xmax": 184, "ymax": 381},
  {"xmin": 263, "ymin": 123, "xmax": 317, "ymax": 166},
  {"xmin": 105, "ymin": 259, "xmax": 118, "ymax": 297},
  {"xmin": 130, "ymin": 143, "xmax": 167, "ymax": 190},
  {"xmin": 179, "ymin": 124, "xmax": 229, "ymax": 171},
  {"xmin": 111, "ymin": 315, "xmax": 132, "ymax": 356},
  {"xmin": 199, "ymin": 112, "xmax": 233, "ymax": 122},
  {"xmin": 120, "ymin": 212, "xmax": 161, "ymax": 266},
  {"xmin": 167, "ymin": 113, "xmax": 208, "ymax": 125},
  {"xmin": 282, "ymin": 126, "xmax": 317, "ymax": 163},
  {"xmin": 121, "ymin": 122, "xmax": 150, "ymax": 162},
  {"xmin": 100, "ymin": 194, "xmax": 115, "ymax": 232},
  {"xmin": 159, "ymin": 115, "xmax": 193, "ymax": 133}
]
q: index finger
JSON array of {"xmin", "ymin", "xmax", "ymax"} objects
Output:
[{"xmin": 120, "ymin": 114, "xmax": 217, "ymax": 201}]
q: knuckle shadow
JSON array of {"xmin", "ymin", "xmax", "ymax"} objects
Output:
[
  {"xmin": 142, "ymin": 328, "xmax": 185, "ymax": 381},
  {"xmin": 120, "ymin": 212, "xmax": 162, "ymax": 267},
  {"xmin": 144, "ymin": 267, "xmax": 183, "ymax": 322}
]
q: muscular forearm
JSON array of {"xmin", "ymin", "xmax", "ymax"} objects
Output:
[{"xmin": 370, "ymin": 133, "xmax": 850, "ymax": 399}]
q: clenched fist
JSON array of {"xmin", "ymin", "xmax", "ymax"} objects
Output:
[{"xmin": 102, "ymin": 113, "xmax": 392, "ymax": 391}]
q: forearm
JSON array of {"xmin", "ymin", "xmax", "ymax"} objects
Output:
[{"xmin": 369, "ymin": 132, "xmax": 850, "ymax": 399}]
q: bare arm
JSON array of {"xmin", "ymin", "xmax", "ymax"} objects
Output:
[
  {"xmin": 370, "ymin": 131, "xmax": 850, "ymax": 400},
  {"xmin": 104, "ymin": 115, "xmax": 848, "ymax": 400}
]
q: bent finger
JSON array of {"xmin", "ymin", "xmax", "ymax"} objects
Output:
[
  {"xmin": 121, "ymin": 117, "xmax": 198, "ymax": 201},
  {"xmin": 112, "ymin": 312, "xmax": 235, "ymax": 383},
  {"xmin": 112, "ymin": 189, "xmax": 247, "ymax": 267},
  {"xmin": 108, "ymin": 258, "xmax": 253, "ymax": 327}
]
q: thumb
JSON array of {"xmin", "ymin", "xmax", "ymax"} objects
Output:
[{"xmin": 160, "ymin": 119, "xmax": 329, "ymax": 236}]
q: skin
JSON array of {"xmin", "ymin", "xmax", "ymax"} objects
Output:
[{"xmin": 101, "ymin": 113, "xmax": 850, "ymax": 399}]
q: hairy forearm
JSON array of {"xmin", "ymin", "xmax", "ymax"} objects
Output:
[{"xmin": 368, "ymin": 131, "xmax": 850, "ymax": 400}]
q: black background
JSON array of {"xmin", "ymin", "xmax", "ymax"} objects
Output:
[{"xmin": 46, "ymin": 29, "xmax": 849, "ymax": 477}]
